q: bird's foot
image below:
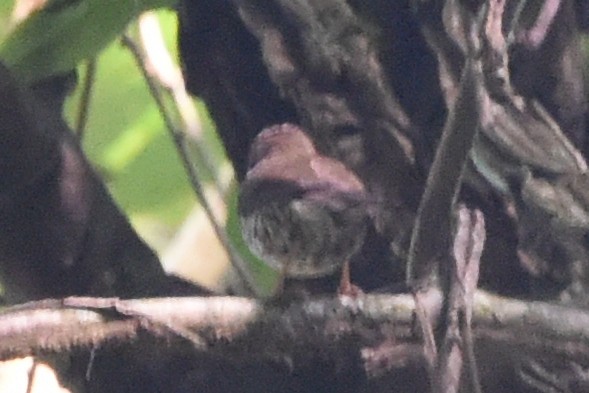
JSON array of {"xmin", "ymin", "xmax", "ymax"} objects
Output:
[{"xmin": 337, "ymin": 261, "xmax": 363, "ymax": 298}]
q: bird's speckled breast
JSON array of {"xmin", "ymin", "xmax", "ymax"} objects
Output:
[{"xmin": 240, "ymin": 198, "xmax": 367, "ymax": 278}]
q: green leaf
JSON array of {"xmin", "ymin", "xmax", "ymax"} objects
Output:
[
  {"xmin": 100, "ymin": 109, "xmax": 163, "ymax": 174},
  {"xmin": 0, "ymin": 0, "xmax": 176, "ymax": 83}
]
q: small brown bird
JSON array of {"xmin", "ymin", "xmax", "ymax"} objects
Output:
[{"xmin": 238, "ymin": 123, "xmax": 369, "ymax": 293}]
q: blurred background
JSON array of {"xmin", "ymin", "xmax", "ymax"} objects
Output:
[
  {"xmin": 0, "ymin": 0, "xmax": 238, "ymax": 294},
  {"xmin": 0, "ymin": 1, "xmax": 244, "ymax": 389}
]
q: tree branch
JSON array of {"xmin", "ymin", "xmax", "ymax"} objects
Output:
[{"xmin": 1, "ymin": 290, "xmax": 589, "ymax": 367}]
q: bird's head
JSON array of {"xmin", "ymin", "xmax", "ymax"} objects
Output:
[{"xmin": 248, "ymin": 123, "xmax": 317, "ymax": 169}]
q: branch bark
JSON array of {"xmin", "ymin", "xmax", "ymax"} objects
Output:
[{"xmin": 1, "ymin": 290, "xmax": 589, "ymax": 366}]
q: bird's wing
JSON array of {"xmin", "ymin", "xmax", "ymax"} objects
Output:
[
  {"xmin": 308, "ymin": 156, "xmax": 365, "ymax": 194},
  {"xmin": 243, "ymin": 154, "xmax": 366, "ymax": 210},
  {"xmin": 299, "ymin": 156, "xmax": 367, "ymax": 211}
]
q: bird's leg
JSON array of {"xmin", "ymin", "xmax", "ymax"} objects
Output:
[{"xmin": 338, "ymin": 260, "xmax": 362, "ymax": 297}]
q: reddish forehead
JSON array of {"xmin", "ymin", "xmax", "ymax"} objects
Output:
[{"xmin": 249, "ymin": 123, "xmax": 316, "ymax": 166}]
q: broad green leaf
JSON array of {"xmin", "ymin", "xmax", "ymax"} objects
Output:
[
  {"xmin": 0, "ymin": 0, "xmax": 176, "ymax": 83},
  {"xmin": 100, "ymin": 109, "xmax": 163, "ymax": 174},
  {"xmin": 64, "ymin": 17, "xmax": 194, "ymax": 225}
]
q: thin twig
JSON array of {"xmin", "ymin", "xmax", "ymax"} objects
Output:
[
  {"xmin": 137, "ymin": 12, "xmax": 228, "ymax": 197},
  {"xmin": 413, "ymin": 290, "xmax": 438, "ymax": 379},
  {"xmin": 516, "ymin": 0, "xmax": 562, "ymax": 49},
  {"xmin": 435, "ymin": 206, "xmax": 485, "ymax": 393},
  {"xmin": 407, "ymin": 4, "xmax": 489, "ymax": 389},
  {"xmin": 25, "ymin": 359, "xmax": 38, "ymax": 393},
  {"xmin": 406, "ymin": 1, "xmax": 486, "ymax": 289},
  {"xmin": 75, "ymin": 59, "xmax": 97, "ymax": 139},
  {"xmin": 506, "ymin": 0, "xmax": 529, "ymax": 45},
  {"xmin": 121, "ymin": 34, "xmax": 258, "ymax": 296}
]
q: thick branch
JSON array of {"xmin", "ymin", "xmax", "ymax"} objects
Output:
[{"xmin": 1, "ymin": 291, "xmax": 589, "ymax": 366}]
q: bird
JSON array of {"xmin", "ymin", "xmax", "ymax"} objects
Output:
[{"xmin": 238, "ymin": 123, "xmax": 370, "ymax": 294}]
